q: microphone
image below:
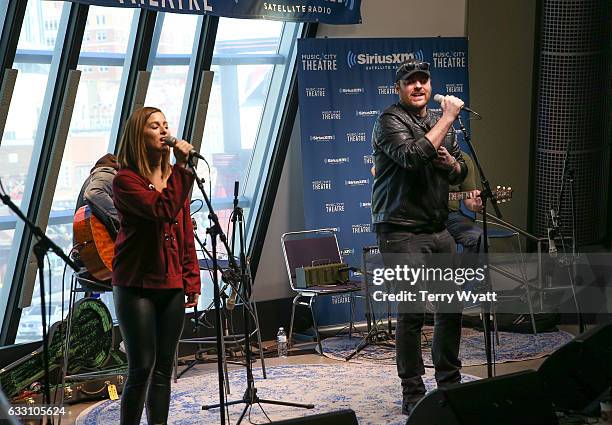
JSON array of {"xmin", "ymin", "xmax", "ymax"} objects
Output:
[
  {"xmin": 163, "ymin": 136, "xmax": 205, "ymax": 161},
  {"xmin": 433, "ymin": 94, "xmax": 481, "ymax": 116}
]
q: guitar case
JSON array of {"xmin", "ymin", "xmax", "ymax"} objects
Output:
[{"xmin": 0, "ymin": 298, "xmax": 116, "ymax": 399}]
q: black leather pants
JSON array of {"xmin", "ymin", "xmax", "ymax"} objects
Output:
[{"xmin": 113, "ymin": 286, "xmax": 185, "ymax": 425}]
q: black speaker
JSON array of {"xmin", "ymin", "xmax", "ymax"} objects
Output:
[
  {"xmin": 268, "ymin": 409, "xmax": 358, "ymax": 425},
  {"xmin": 406, "ymin": 370, "xmax": 558, "ymax": 425},
  {"xmin": 538, "ymin": 322, "xmax": 612, "ymax": 413}
]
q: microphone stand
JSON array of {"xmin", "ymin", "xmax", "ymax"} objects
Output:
[
  {"xmin": 548, "ymin": 140, "xmax": 584, "ymax": 333},
  {"xmin": 203, "ymin": 181, "xmax": 314, "ymax": 424},
  {"xmin": 185, "ymin": 158, "xmax": 228, "ymax": 424},
  {"xmin": 457, "ymin": 114, "xmax": 502, "ymax": 378},
  {"xmin": 0, "ymin": 189, "xmax": 79, "ymax": 424}
]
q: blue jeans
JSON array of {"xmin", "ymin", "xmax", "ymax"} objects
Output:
[{"xmin": 446, "ymin": 211, "xmax": 483, "ymax": 254}]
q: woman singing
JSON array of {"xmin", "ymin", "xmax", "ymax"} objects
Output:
[{"xmin": 112, "ymin": 107, "xmax": 201, "ymax": 424}]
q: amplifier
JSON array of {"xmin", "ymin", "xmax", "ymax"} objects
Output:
[{"xmin": 295, "ymin": 263, "xmax": 349, "ymax": 288}]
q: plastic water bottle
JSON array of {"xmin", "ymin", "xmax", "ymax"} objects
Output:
[{"xmin": 277, "ymin": 327, "xmax": 288, "ymax": 358}]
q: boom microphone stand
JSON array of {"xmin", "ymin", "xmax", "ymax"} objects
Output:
[
  {"xmin": 456, "ymin": 114, "xmax": 502, "ymax": 378},
  {"xmin": 203, "ymin": 181, "xmax": 314, "ymax": 423},
  {"xmin": 0, "ymin": 185, "xmax": 79, "ymax": 424}
]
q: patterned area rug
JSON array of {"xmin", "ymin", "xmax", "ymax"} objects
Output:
[
  {"xmin": 318, "ymin": 326, "xmax": 574, "ymax": 365},
  {"xmin": 77, "ymin": 363, "xmax": 479, "ymax": 425}
]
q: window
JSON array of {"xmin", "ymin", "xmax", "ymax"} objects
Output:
[
  {"xmin": 9, "ymin": 4, "xmax": 135, "ymax": 343},
  {"xmin": 0, "ymin": 0, "xmax": 65, "ymax": 333},
  {"xmin": 1, "ymin": 1, "xmax": 304, "ymax": 342},
  {"xmin": 96, "ymin": 31, "xmax": 107, "ymax": 42}
]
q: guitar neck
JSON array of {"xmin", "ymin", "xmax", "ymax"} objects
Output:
[{"xmin": 449, "ymin": 191, "xmax": 475, "ymax": 201}]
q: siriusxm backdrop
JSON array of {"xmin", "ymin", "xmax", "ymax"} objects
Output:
[
  {"xmin": 62, "ymin": 0, "xmax": 361, "ymax": 24},
  {"xmin": 297, "ymin": 37, "xmax": 470, "ymax": 325}
]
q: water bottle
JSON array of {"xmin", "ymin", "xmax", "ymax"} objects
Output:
[{"xmin": 277, "ymin": 327, "xmax": 288, "ymax": 358}]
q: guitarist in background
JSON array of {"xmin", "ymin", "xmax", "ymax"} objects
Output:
[
  {"xmin": 75, "ymin": 153, "xmax": 120, "ymax": 240},
  {"xmin": 113, "ymin": 107, "xmax": 201, "ymax": 425},
  {"xmin": 446, "ymin": 153, "xmax": 483, "ymax": 253}
]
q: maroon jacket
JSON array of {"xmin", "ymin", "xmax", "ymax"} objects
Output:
[{"xmin": 112, "ymin": 165, "xmax": 201, "ymax": 295}]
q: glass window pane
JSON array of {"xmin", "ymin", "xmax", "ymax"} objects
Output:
[
  {"xmin": 13, "ymin": 5, "xmax": 135, "ymax": 343},
  {"xmin": 144, "ymin": 13, "xmax": 198, "ymax": 129},
  {"xmin": 145, "ymin": 65, "xmax": 190, "ymax": 136},
  {"xmin": 156, "ymin": 13, "xmax": 198, "ymax": 55},
  {"xmin": 0, "ymin": 0, "xmax": 67, "ymax": 335}
]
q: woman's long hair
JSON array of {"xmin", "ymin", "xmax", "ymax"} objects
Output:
[{"xmin": 117, "ymin": 106, "xmax": 171, "ymax": 178}]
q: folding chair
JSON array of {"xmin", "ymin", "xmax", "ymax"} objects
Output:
[{"xmin": 281, "ymin": 229, "xmax": 361, "ymax": 354}]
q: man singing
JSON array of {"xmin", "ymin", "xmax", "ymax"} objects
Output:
[{"xmin": 371, "ymin": 59, "xmax": 467, "ymax": 415}]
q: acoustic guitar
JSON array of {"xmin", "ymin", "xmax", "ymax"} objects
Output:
[
  {"xmin": 73, "ymin": 205, "xmax": 114, "ymax": 281},
  {"xmin": 0, "ymin": 298, "xmax": 114, "ymax": 398}
]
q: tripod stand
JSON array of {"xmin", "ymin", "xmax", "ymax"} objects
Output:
[
  {"xmin": 345, "ymin": 246, "xmax": 394, "ymax": 361},
  {"xmin": 202, "ymin": 181, "xmax": 314, "ymax": 424},
  {"xmin": 176, "ymin": 193, "xmax": 267, "ymax": 387}
]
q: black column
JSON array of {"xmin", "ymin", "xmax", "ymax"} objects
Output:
[{"xmin": 532, "ymin": 0, "xmax": 611, "ymax": 246}]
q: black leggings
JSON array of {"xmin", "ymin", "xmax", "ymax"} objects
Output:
[{"xmin": 113, "ymin": 286, "xmax": 185, "ymax": 425}]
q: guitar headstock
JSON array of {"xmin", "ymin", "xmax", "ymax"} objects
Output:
[{"xmin": 493, "ymin": 185, "xmax": 513, "ymax": 203}]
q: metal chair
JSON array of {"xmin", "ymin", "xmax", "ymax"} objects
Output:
[{"xmin": 281, "ymin": 229, "xmax": 362, "ymax": 354}]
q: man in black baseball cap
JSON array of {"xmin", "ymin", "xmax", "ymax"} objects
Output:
[
  {"xmin": 394, "ymin": 59, "xmax": 431, "ymax": 82},
  {"xmin": 370, "ymin": 58, "xmax": 467, "ymax": 415}
]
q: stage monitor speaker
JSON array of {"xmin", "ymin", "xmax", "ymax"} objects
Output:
[
  {"xmin": 406, "ymin": 370, "xmax": 558, "ymax": 425},
  {"xmin": 538, "ymin": 322, "xmax": 612, "ymax": 413},
  {"xmin": 268, "ymin": 409, "xmax": 358, "ymax": 425}
]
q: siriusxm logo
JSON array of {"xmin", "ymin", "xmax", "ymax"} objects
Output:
[
  {"xmin": 312, "ymin": 180, "xmax": 332, "ymax": 190},
  {"xmin": 378, "ymin": 85, "xmax": 396, "ymax": 95},
  {"xmin": 356, "ymin": 110, "xmax": 379, "ymax": 118},
  {"xmin": 325, "ymin": 202, "xmax": 345, "ymax": 213},
  {"xmin": 345, "ymin": 179, "xmax": 370, "ymax": 187},
  {"xmin": 306, "ymin": 87, "xmax": 327, "ymax": 97},
  {"xmin": 352, "ymin": 224, "xmax": 372, "ymax": 234},
  {"xmin": 341, "ymin": 248, "xmax": 355, "ymax": 256},
  {"xmin": 359, "ymin": 202, "xmax": 371, "ymax": 208},
  {"xmin": 310, "ymin": 135, "xmax": 335, "ymax": 142},
  {"xmin": 347, "ymin": 50, "xmax": 424, "ymax": 69},
  {"xmin": 363, "ymin": 155, "xmax": 374, "ymax": 165},
  {"xmin": 322, "ymin": 110, "xmax": 342, "ymax": 120},
  {"xmin": 324, "ymin": 157, "xmax": 350, "ymax": 165},
  {"xmin": 339, "ymin": 87, "xmax": 364, "ymax": 95},
  {"xmin": 347, "ymin": 132, "xmax": 367, "ymax": 142}
]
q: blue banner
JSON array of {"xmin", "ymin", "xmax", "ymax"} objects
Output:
[
  {"xmin": 297, "ymin": 37, "xmax": 470, "ymax": 325},
  {"xmin": 64, "ymin": 0, "xmax": 362, "ymax": 24}
]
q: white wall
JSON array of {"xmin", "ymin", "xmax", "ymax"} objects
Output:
[{"xmin": 253, "ymin": 0, "xmax": 468, "ymax": 301}]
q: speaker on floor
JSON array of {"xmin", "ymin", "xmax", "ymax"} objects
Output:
[
  {"xmin": 268, "ymin": 409, "xmax": 358, "ymax": 425},
  {"xmin": 406, "ymin": 370, "xmax": 558, "ymax": 425},
  {"xmin": 538, "ymin": 322, "xmax": 612, "ymax": 413}
]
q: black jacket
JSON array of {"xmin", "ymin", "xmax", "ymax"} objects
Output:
[{"xmin": 371, "ymin": 102, "xmax": 467, "ymax": 233}]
